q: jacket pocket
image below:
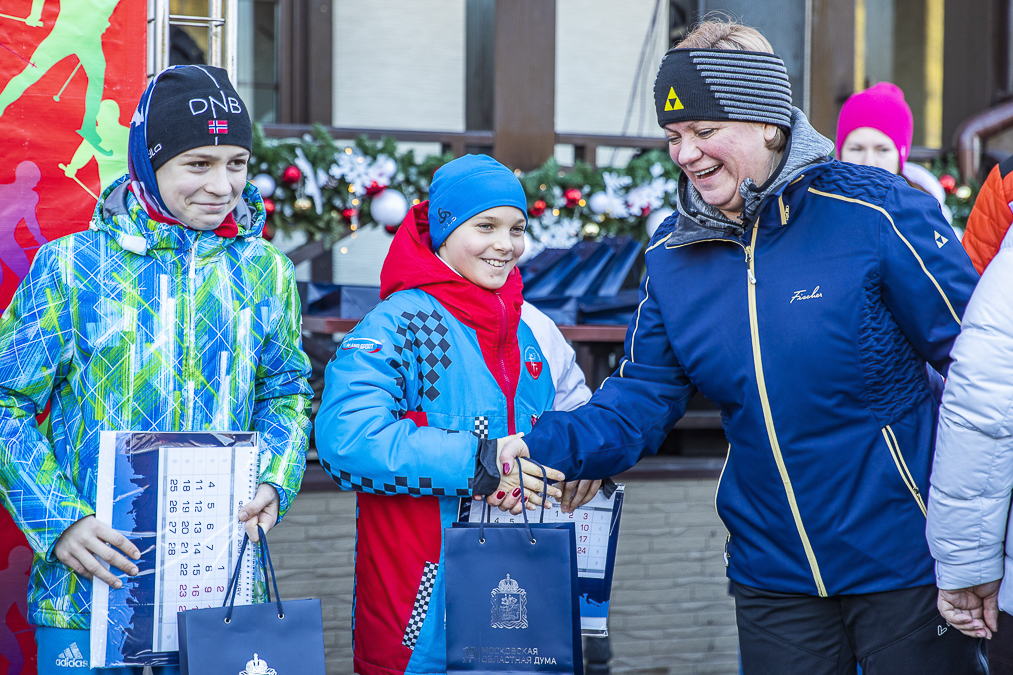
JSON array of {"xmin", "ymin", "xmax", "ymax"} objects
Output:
[{"xmin": 881, "ymin": 425, "xmax": 927, "ymax": 516}]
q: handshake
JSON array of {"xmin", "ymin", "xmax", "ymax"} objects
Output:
[{"xmin": 478, "ymin": 433, "xmax": 601, "ymax": 516}]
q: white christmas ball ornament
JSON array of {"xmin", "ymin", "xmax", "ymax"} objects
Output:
[
  {"xmin": 588, "ymin": 191, "xmax": 610, "ymax": 215},
  {"xmin": 251, "ymin": 173, "xmax": 276, "ymax": 198},
  {"xmin": 370, "ymin": 189, "xmax": 409, "ymax": 226},
  {"xmin": 518, "ymin": 232, "xmax": 540, "ymax": 264},
  {"xmin": 645, "ymin": 207, "xmax": 675, "ymax": 238}
]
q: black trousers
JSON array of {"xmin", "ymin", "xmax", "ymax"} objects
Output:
[
  {"xmin": 990, "ymin": 611, "xmax": 1013, "ymax": 674},
  {"xmin": 734, "ymin": 582, "xmax": 988, "ymax": 675}
]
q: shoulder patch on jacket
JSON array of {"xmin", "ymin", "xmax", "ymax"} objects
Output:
[
  {"xmin": 523, "ymin": 344, "xmax": 544, "ymax": 379},
  {"xmin": 342, "ymin": 336, "xmax": 383, "ymax": 352},
  {"xmin": 809, "ymin": 161, "xmax": 900, "ymax": 206}
]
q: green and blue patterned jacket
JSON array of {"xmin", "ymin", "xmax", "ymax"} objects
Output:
[{"xmin": 0, "ymin": 176, "xmax": 312, "ymax": 629}]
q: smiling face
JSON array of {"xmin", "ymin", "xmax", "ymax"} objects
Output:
[
  {"xmin": 437, "ymin": 205, "xmax": 526, "ymax": 290},
  {"xmin": 665, "ymin": 120, "xmax": 780, "ymax": 220},
  {"xmin": 155, "ymin": 145, "xmax": 250, "ymax": 230},
  {"xmin": 840, "ymin": 127, "xmax": 901, "ymax": 174}
]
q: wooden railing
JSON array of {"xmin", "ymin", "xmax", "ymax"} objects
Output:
[
  {"xmin": 302, "ymin": 316, "xmax": 627, "ymax": 342},
  {"xmin": 556, "ymin": 132, "xmax": 667, "ymax": 166},
  {"xmin": 262, "ymin": 124, "xmax": 495, "ymax": 158},
  {"xmin": 264, "ymin": 124, "xmax": 960, "ymax": 175},
  {"xmin": 261, "ymin": 124, "xmax": 668, "ymax": 170}
]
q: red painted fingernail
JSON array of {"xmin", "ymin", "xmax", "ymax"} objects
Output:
[
  {"xmin": 503, "ymin": 463, "xmax": 511, "ymax": 475},
  {"xmin": 512, "ymin": 488, "xmax": 521, "ymax": 497},
  {"xmin": 496, "ymin": 491, "xmax": 505, "ymax": 499},
  {"xmin": 523, "ymin": 495, "xmax": 527, "ymax": 502}
]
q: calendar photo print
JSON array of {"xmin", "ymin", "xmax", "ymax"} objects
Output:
[{"xmin": 89, "ymin": 432, "xmax": 259, "ymax": 668}]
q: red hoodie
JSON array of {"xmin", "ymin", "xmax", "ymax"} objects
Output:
[{"xmin": 380, "ymin": 202, "xmax": 524, "ymax": 434}]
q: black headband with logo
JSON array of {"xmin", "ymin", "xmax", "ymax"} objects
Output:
[
  {"xmin": 145, "ymin": 65, "xmax": 253, "ymax": 171},
  {"xmin": 654, "ymin": 48, "xmax": 793, "ymax": 129}
]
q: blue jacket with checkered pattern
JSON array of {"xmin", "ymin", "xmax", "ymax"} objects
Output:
[{"xmin": 314, "ymin": 204, "xmax": 589, "ymax": 675}]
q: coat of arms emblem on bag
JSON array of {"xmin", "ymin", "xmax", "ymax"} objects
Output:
[
  {"xmin": 239, "ymin": 653, "xmax": 277, "ymax": 675},
  {"xmin": 491, "ymin": 574, "xmax": 527, "ymax": 628}
]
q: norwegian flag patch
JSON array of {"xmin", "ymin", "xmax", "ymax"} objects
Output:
[{"xmin": 208, "ymin": 119, "xmax": 228, "ymax": 134}]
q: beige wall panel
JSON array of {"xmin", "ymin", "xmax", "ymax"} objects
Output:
[
  {"xmin": 332, "ymin": 0, "xmax": 466, "ymax": 131},
  {"xmin": 555, "ymin": 0, "xmax": 668, "ymax": 136}
]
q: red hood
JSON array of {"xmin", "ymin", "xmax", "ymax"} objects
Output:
[{"xmin": 380, "ymin": 203, "xmax": 524, "ymax": 433}]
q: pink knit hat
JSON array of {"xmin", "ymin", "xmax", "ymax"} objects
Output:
[{"xmin": 835, "ymin": 82, "xmax": 914, "ymax": 165}]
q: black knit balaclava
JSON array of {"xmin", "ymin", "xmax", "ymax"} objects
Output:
[
  {"xmin": 144, "ymin": 65, "xmax": 252, "ymax": 171},
  {"xmin": 654, "ymin": 48, "xmax": 792, "ymax": 129}
]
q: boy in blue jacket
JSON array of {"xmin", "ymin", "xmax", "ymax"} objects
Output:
[{"xmin": 315, "ymin": 154, "xmax": 594, "ymax": 675}]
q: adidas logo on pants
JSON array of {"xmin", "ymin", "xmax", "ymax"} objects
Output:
[{"xmin": 55, "ymin": 642, "xmax": 88, "ymax": 668}]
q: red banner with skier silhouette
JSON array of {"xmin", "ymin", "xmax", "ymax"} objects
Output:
[
  {"xmin": 0, "ymin": 3, "xmax": 145, "ymax": 673},
  {"xmin": 0, "ymin": 519, "xmax": 34, "ymax": 675},
  {"xmin": 0, "ymin": 0, "xmax": 146, "ymax": 311}
]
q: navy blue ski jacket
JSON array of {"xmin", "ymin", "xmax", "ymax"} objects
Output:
[{"xmin": 525, "ymin": 159, "xmax": 979, "ymax": 597}]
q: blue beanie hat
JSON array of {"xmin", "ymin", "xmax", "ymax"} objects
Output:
[{"xmin": 427, "ymin": 154, "xmax": 527, "ymax": 251}]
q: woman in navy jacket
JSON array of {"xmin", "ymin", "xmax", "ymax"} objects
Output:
[{"xmin": 493, "ymin": 20, "xmax": 983, "ymax": 675}]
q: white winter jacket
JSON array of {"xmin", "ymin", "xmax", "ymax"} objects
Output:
[{"xmin": 927, "ymin": 224, "xmax": 1013, "ymax": 611}]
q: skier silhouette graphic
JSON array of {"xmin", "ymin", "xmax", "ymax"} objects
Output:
[
  {"xmin": 0, "ymin": 161, "xmax": 48, "ymax": 289},
  {"xmin": 62, "ymin": 99, "xmax": 128, "ymax": 192},
  {"xmin": 0, "ymin": 545, "xmax": 33, "ymax": 675},
  {"xmin": 0, "ymin": 0, "xmax": 119, "ymax": 155}
]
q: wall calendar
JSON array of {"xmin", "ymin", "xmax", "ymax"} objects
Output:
[{"xmin": 90, "ymin": 431, "xmax": 258, "ymax": 668}]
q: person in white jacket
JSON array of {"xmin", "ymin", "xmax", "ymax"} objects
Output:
[{"xmin": 927, "ymin": 223, "xmax": 1013, "ymax": 673}]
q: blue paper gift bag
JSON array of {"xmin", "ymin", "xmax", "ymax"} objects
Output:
[
  {"xmin": 445, "ymin": 498, "xmax": 583, "ymax": 674},
  {"xmin": 177, "ymin": 528, "xmax": 325, "ymax": 675}
]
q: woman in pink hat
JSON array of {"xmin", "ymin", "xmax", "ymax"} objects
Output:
[{"xmin": 837, "ymin": 82, "xmax": 954, "ymax": 225}]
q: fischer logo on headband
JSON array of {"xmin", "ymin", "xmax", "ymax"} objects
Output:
[
  {"xmin": 664, "ymin": 87, "xmax": 684, "ymax": 112},
  {"xmin": 654, "ymin": 49, "xmax": 793, "ymax": 129}
]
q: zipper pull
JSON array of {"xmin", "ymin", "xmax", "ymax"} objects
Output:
[
  {"xmin": 748, "ymin": 268, "xmax": 756, "ymax": 284},
  {"xmin": 745, "ymin": 247, "xmax": 756, "ymax": 284}
]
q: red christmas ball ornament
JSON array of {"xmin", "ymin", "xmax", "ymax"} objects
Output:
[
  {"xmin": 939, "ymin": 174, "xmax": 957, "ymax": 194},
  {"xmin": 263, "ymin": 198, "xmax": 276, "ymax": 216},
  {"xmin": 384, "ymin": 224, "xmax": 399, "ymax": 235},
  {"xmin": 529, "ymin": 199, "xmax": 547, "ymax": 217},
  {"xmin": 281, "ymin": 165, "xmax": 302, "ymax": 184},
  {"xmin": 262, "ymin": 222, "xmax": 275, "ymax": 241},
  {"xmin": 365, "ymin": 181, "xmax": 386, "ymax": 197},
  {"xmin": 640, "ymin": 205, "xmax": 652, "ymax": 217},
  {"xmin": 342, "ymin": 208, "xmax": 359, "ymax": 222},
  {"xmin": 564, "ymin": 188, "xmax": 582, "ymax": 207}
]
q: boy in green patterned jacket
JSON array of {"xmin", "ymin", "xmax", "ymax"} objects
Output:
[{"xmin": 0, "ymin": 66, "xmax": 312, "ymax": 674}]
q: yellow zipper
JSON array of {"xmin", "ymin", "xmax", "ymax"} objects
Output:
[
  {"xmin": 881, "ymin": 425, "xmax": 927, "ymax": 516},
  {"xmin": 746, "ymin": 223, "xmax": 827, "ymax": 596},
  {"xmin": 660, "ymin": 225, "xmax": 826, "ymax": 592}
]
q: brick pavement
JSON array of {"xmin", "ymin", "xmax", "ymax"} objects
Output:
[{"xmin": 268, "ymin": 478, "xmax": 739, "ymax": 674}]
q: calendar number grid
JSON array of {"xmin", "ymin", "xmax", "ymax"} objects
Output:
[
  {"xmin": 464, "ymin": 498, "xmax": 616, "ymax": 580},
  {"xmin": 152, "ymin": 445, "xmax": 256, "ymax": 652}
]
